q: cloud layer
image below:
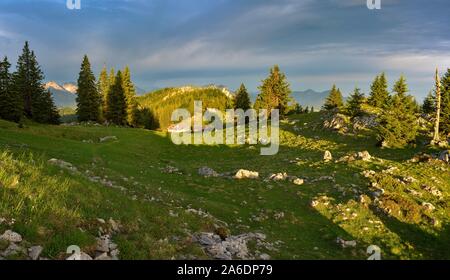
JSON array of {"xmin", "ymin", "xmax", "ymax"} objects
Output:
[{"xmin": 0, "ymin": 0, "xmax": 449, "ymax": 99}]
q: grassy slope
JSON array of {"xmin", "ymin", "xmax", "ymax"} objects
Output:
[{"xmin": 0, "ymin": 113, "xmax": 449, "ymax": 260}]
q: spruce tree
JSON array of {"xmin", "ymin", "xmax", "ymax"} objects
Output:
[
  {"xmin": 346, "ymin": 87, "xmax": 365, "ymax": 118},
  {"xmin": 106, "ymin": 71, "xmax": 127, "ymax": 125},
  {"xmin": 76, "ymin": 55, "xmax": 101, "ymax": 122},
  {"xmin": 376, "ymin": 76, "xmax": 419, "ymax": 147},
  {"xmin": 234, "ymin": 83, "xmax": 251, "ymax": 111},
  {"xmin": 32, "ymin": 89, "xmax": 60, "ymax": 124},
  {"xmin": 323, "ymin": 85, "xmax": 344, "ymax": 111},
  {"xmin": 97, "ymin": 65, "xmax": 109, "ymax": 118},
  {"xmin": 122, "ymin": 66, "xmax": 138, "ymax": 127},
  {"xmin": 440, "ymin": 68, "xmax": 450, "ymax": 136},
  {"xmin": 255, "ymin": 65, "xmax": 292, "ymax": 117},
  {"xmin": 0, "ymin": 56, "xmax": 23, "ymax": 122},
  {"xmin": 422, "ymin": 91, "xmax": 435, "ymax": 115},
  {"xmin": 13, "ymin": 42, "xmax": 59, "ymax": 123},
  {"xmin": 368, "ymin": 73, "xmax": 389, "ymax": 108}
]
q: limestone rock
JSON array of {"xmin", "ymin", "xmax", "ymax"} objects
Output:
[
  {"xmin": 323, "ymin": 151, "xmax": 333, "ymax": 162},
  {"xmin": 28, "ymin": 245, "xmax": 43, "ymax": 260},
  {"xmin": 1, "ymin": 230, "xmax": 22, "ymax": 243},
  {"xmin": 234, "ymin": 169, "xmax": 259, "ymax": 179},
  {"xmin": 198, "ymin": 166, "xmax": 220, "ymax": 178}
]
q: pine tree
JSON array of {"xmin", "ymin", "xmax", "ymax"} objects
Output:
[
  {"xmin": 432, "ymin": 69, "xmax": 442, "ymax": 144},
  {"xmin": 422, "ymin": 91, "xmax": 435, "ymax": 115},
  {"xmin": 12, "ymin": 42, "xmax": 59, "ymax": 123},
  {"xmin": 254, "ymin": 65, "xmax": 292, "ymax": 117},
  {"xmin": 32, "ymin": 89, "xmax": 60, "ymax": 124},
  {"xmin": 346, "ymin": 87, "xmax": 365, "ymax": 118},
  {"xmin": 440, "ymin": 68, "xmax": 450, "ymax": 136},
  {"xmin": 0, "ymin": 56, "xmax": 23, "ymax": 122},
  {"xmin": 97, "ymin": 65, "xmax": 109, "ymax": 118},
  {"xmin": 76, "ymin": 55, "xmax": 101, "ymax": 122},
  {"xmin": 122, "ymin": 66, "xmax": 138, "ymax": 127},
  {"xmin": 323, "ymin": 85, "xmax": 344, "ymax": 111},
  {"xmin": 234, "ymin": 83, "xmax": 251, "ymax": 111},
  {"xmin": 106, "ymin": 71, "xmax": 127, "ymax": 125},
  {"xmin": 368, "ymin": 73, "xmax": 389, "ymax": 108},
  {"xmin": 376, "ymin": 76, "xmax": 419, "ymax": 148}
]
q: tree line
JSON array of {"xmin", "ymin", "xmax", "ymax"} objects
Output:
[
  {"xmin": 321, "ymin": 70, "xmax": 450, "ymax": 147},
  {"xmin": 0, "ymin": 42, "xmax": 59, "ymax": 124},
  {"xmin": 76, "ymin": 55, "xmax": 157, "ymax": 129}
]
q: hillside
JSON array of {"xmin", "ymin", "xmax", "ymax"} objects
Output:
[
  {"xmin": 0, "ymin": 112, "xmax": 449, "ymax": 260},
  {"xmin": 137, "ymin": 86, "xmax": 233, "ymax": 130}
]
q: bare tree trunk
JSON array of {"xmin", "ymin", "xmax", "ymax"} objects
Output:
[{"xmin": 432, "ymin": 68, "xmax": 441, "ymax": 144}]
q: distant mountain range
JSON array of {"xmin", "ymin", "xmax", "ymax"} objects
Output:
[
  {"xmin": 45, "ymin": 81, "xmax": 147, "ymax": 108},
  {"xmin": 44, "ymin": 81, "xmax": 78, "ymax": 108},
  {"xmin": 250, "ymin": 89, "xmax": 330, "ymax": 111}
]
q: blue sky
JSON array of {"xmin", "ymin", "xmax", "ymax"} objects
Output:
[{"xmin": 0, "ymin": 0, "xmax": 449, "ymax": 99}]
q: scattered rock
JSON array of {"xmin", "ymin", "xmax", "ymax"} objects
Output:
[
  {"xmin": 28, "ymin": 246, "xmax": 43, "ymax": 260},
  {"xmin": 96, "ymin": 235, "xmax": 111, "ymax": 252},
  {"xmin": 323, "ymin": 151, "xmax": 333, "ymax": 162},
  {"xmin": 99, "ymin": 136, "xmax": 118, "ymax": 143},
  {"xmin": 1, "ymin": 230, "xmax": 22, "ymax": 243},
  {"xmin": 160, "ymin": 165, "xmax": 182, "ymax": 174},
  {"xmin": 48, "ymin": 158, "xmax": 78, "ymax": 173},
  {"xmin": 234, "ymin": 169, "xmax": 259, "ymax": 179},
  {"xmin": 108, "ymin": 218, "xmax": 120, "ymax": 233},
  {"xmin": 323, "ymin": 113, "xmax": 349, "ymax": 130},
  {"xmin": 198, "ymin": 166, "xmax": 220, "ymax": 178},
  {"xmin": 259, "ymin": 253, "xmax": 271, "ymax": 260},
  {"xmin": 94, "ymin": 252, "xmax": 112, "ymax": 260},
  {"xmin": 422, "ymin": 185, "xmax": 443, "ymax": 199},
  {"xmin": 422, "ymin": 202, "xmax": 435, "ymax": 211},
  {"xmin": 267, "ymin": 173, "xmax": 289, "ymax": 181},
  {"xmin": 336, "ymin": 237, "xmax": 357, "ymax": 248},
  {"xmin": 1, "ymin": 243, "xmax": 26, "ymax": 257},
  {"xmin": 356, "ymin": 151, "xmax": 371, "ymax": 161},
  {"xmin": 292, "ymin": 178, "xmax": 304, "ymax": 186},
  {"xmin": 194, "ymin": 232, "xmax": 269, "ymax": 260}
]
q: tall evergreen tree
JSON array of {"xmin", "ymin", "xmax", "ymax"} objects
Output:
[
  {"xmin": 32, "ymin": 89, "xmax": 60, "ymax": 124},
  {"xmin": 76, "ymin": 55, "xmax": 101, "ymax": 122},
  {"xmin": 346, "ymin": 87, "xmax": 365, "ymax": 118},
  {"xmin": 432, "ymin": 69, "xmax": 442, "ymax": 144},
  {"xmin": 254, "ymin": 65, "xmax": 292, "ymax": 117},
  {"xmin": 97, "ymin": 65, "xmax": 109, "ymax": 118},
  {"xmin": 422, "ymin": 90, "xmax": 435, "ymax": 115},
  {"xmin": 234, "ymin": 83, "xmax": 251, "ymax": 111},
  {"xmin": 376, "ymin": 76, "xmax": 419, "ymax": 148},
  {"xmin": 368, "ymin": 73, "xmax": 389, "ymax": 108},
  {"xmin": 12, "ymin": 42, "xmax": 59, "ymax": 123},
  {"xmin": 440, "ymin": 68, "xmax": 450, "ymax": 136},
  {"xmin": 323, "ymin": 84, "xmax": 344, "ymax": 111},
  {"xmin": 106, "ymin": 71, "xmax": 127, "ymax": 125},
  {"xmin": 122, "ymin": 66, "xmax": 138, "ymax": 127},
  {"xmin": 0, "ymin": 57, "xmax": 23, "ymax": 122}
]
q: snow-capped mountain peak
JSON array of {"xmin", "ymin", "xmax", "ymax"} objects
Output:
[{"xmin": 44, "ymin": 81, "xmax": 78, "ymax": 94}]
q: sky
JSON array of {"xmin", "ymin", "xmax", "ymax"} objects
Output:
[{"xmin": 0, "ymin": 0, "xmax": 449, "ymax": 100}]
